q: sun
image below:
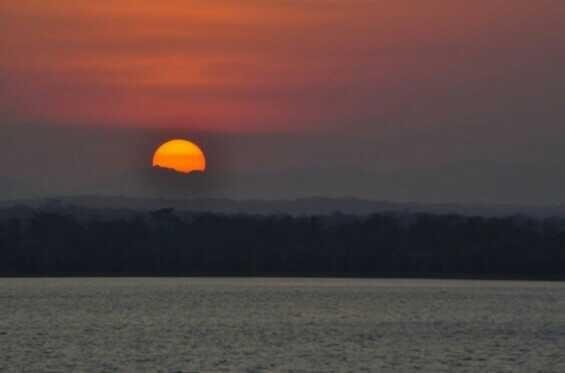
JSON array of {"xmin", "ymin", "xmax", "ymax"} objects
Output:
[{"xmin": 152, "ymin": 139, "xmax": 206, "ymax": 174}]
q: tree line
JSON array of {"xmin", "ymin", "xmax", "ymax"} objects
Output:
[{"xmin": 0, "ymin": 208, "xmax": 564, "ymax": 278}]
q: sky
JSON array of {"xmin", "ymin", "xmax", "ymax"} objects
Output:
[{"xmin": 1, "ymin": 1, "xmax": 565, "ymax": 204}]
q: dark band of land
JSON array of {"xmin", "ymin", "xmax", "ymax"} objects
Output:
[{"xmin": 1, "ymin": 208, "xmax": 564, "ymax": 280}]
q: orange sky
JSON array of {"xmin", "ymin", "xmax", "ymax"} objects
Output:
[
  {"xmin": 1, "ymin": 1, "xmax": 564, "ymax": 132},
  {"xmin": 1, "ymin": 1, "xmax": 565, "ymax": 203}
]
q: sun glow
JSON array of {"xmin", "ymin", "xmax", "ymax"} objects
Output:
[{"xmin": 152, "ymin": 139, "xmax": 206, "ymax": 174}]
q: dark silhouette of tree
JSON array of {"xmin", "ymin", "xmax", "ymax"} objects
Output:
[{"xmin": 0, "ymin": 208, "xmax": 563, "ymax": 278}]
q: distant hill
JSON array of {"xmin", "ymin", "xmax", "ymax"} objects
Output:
[{"xmin": 1, "ymin": 195, "xmax": 564, "ymax": 218}]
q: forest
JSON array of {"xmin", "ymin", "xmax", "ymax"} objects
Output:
[{"xmin": 0, "ymin": 208, "xmax": 564, "ymax": 279}]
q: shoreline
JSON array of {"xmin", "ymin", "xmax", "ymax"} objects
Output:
[{"xmin": 1, "ymin": 273, "xmax": 564, "ymax": 282}]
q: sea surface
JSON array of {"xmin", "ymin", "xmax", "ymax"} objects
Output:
[{"xmin": 1, "ymin": 278, "xmax": 564, "ymax": 372}]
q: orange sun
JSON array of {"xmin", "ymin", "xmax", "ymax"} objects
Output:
[{"xmin": 152, "ymin": 139, "xmax": 206, "ymax": 174}]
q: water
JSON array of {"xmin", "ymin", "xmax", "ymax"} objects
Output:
[{"xmin": 1, "ymin": 278, "xmax": 564, "ymax": 372}]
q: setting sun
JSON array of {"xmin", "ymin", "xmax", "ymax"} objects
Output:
[{"xmin": 152, "ymin": 139, "xmax": 206, "ymax": 174}]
